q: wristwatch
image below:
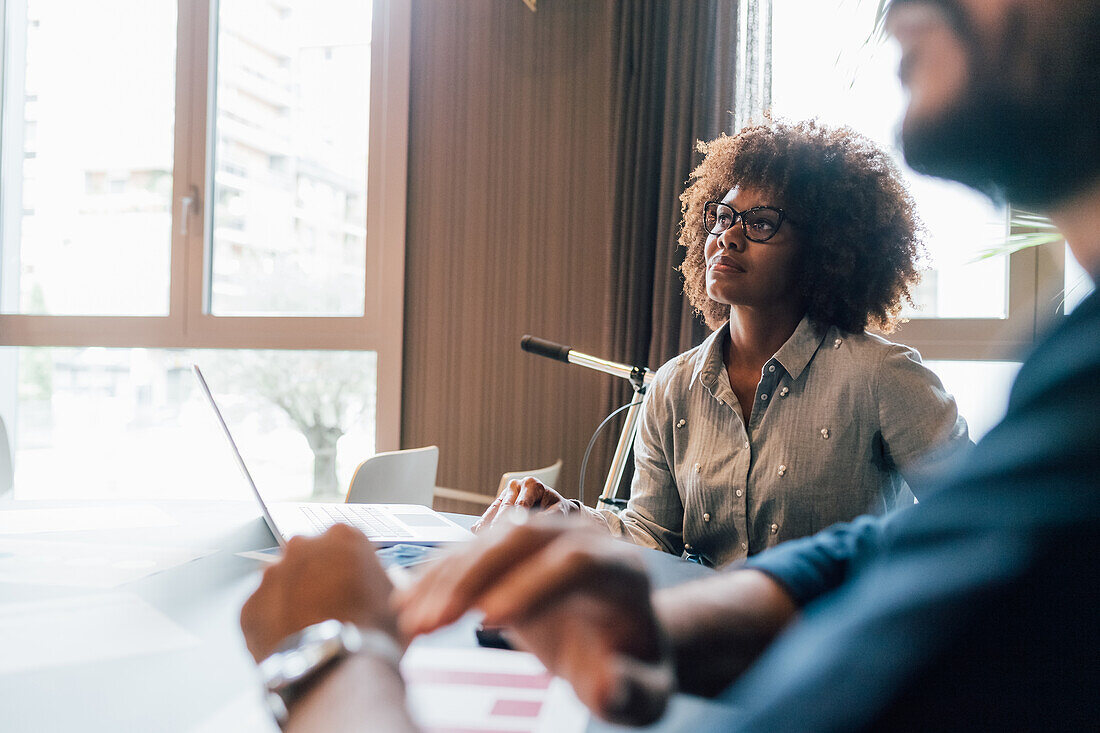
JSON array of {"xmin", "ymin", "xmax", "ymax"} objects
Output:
[{"xmin": 259, "ymin": 620, "xmax": 403, "ymax": 729}]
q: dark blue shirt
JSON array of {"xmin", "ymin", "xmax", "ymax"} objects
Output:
[{"xmin": 713, "ymin": 287, "xmax": 1100, "ymax": 731}]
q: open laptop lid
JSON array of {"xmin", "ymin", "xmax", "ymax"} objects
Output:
[{"xmin": 192, "ymin": 364, "xmax": 289, "ymax": 549}]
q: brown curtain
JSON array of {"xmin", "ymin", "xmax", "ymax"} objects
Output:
[
  {"xmin": 401, "ymin": 0, "xmax": 739, "ymax": 510},
  {"xmin": 600, "ymin": 0, "xmax": 739, "ymax": 498},
  {"xmin": 606, "ymin": 1, "xmax": 737, "ymax": 377}
]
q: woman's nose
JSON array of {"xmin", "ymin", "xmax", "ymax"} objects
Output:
[{"xmin": 718, "ymin": 223, "xmax": 746, "ymax": 251}]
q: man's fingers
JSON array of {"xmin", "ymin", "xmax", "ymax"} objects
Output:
[
  {"xmin": 476, "ymin": 537, "xmax": 638, "ymax": 627},
  {"xmin": 396, "ymin": 522, "xmax": 567, "ymax": 638},
  {"xmin": 587, "ymin": 653, "xmax": 674, "ymax": 726}
]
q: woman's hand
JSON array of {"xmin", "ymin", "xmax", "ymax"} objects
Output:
[{"xmin": 472, "ymin": 477, "xmax": 574, "ymax": 533}]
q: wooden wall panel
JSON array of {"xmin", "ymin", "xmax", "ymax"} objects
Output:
[{"xmin": 403, "ymin": 0, "xmax": 620, "ymax": 507}]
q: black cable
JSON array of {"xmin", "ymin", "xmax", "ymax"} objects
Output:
[{"xmin": 578, "ymin": 399, "xmax": 642, "ymax": 508}]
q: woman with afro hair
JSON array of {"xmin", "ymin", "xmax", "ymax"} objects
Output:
[{"xmin": 476, "ymin": 119, "xmax": 970, "ymax": 567}]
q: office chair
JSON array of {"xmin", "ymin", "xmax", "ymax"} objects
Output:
[{"xmin": 345, "ymin": 445, "xmax": 439, "ymax": 506}]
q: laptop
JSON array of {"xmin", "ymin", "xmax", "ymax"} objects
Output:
[{"xmin": 193, "ymin": 365, "xmax": 473, "ymax": 548}]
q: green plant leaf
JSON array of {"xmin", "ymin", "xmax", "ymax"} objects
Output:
[{"xmin": 971, "ymin": 231, "xmax": 1065, "ymax": 261}]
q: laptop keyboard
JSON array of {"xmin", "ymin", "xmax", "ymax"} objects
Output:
[{"xmin": 299, "ymin": 504, "xmax": 415, "ymax": 539}]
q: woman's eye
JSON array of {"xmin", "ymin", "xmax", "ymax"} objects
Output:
[
  {"xmin": 749, "ymin": 219, "xmax": 775, "ymax": 233},
  {"xmin": 717, "ymin": 214, "xmax": 733, "ymax": 226}
]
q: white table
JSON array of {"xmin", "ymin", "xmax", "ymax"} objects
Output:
[{"xmin": 0, "ymin": 499, "xmax": 722, "ymax": 732}]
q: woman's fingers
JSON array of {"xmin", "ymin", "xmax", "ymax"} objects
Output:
[
  {"xmin": 471, "ymin": 497, "xmax": 502, "ymax": 534},
  {"xmin": 514, "ymin": 477, "xmax": 548, "ymax": 509},
  {"xmin": 488, "ymin": 478, "xmax": 539, "ymax": 529},
  {"xmin": 472, "ymin": 481, "xmax": 521, "ymax": 533}
]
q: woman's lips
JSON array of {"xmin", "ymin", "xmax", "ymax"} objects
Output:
[{"xmin": 708, "ymin": 258, "xmax": 745, "ymax": 274}]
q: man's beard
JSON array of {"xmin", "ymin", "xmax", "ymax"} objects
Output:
[{"xmin": 900, "ymin": 5, "xmax": 1100, "ymax": 210}]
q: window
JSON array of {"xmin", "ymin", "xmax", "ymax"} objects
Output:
[
  {"xmin": 762, "ymin": 0, "xmax": 1091, "ymax": 437},
  {"xmin": 0, "ymin": 0, "xmax": 411, "ymax": 500}
]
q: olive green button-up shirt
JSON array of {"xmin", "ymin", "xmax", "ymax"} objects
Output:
[{"xmin": 593, "ymin": 317, "xmax": 969, "ymax": 568}]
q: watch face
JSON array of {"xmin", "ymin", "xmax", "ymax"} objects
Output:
[
  {"xmin": 276, "ymin": 619, "xmax": 345, "ymax": 653},
  {"xmin": 261, "ymin": 620, "xmax": 355, "ymax": 690}
]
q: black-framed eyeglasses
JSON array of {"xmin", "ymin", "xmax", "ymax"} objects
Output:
[{"xmin": 702, "ymin": 201, "xmax": 788, "ymax": 243}]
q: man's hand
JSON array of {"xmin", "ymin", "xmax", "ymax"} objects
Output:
[
  {"xmin": 395, "ymin": 518, "xmax": 674, "ymax": 725},
  {"xmin": 240, "ymin": 524, "xmax": 399, "ymax": 662},
  {"xmin": 471, "ymin": 477, "xmax": 574, "ymax": 533}
]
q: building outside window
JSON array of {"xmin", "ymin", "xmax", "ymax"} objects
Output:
[{"xmin": 0, "ymin": 0, "xmax": 410, "ymax": 501}]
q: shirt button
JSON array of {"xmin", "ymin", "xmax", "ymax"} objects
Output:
[
  {"xmin": 820, "ymin": 428, "xmax": 830, "ymax": 439},
  {"xmin": 735, "ymin": 489, "xmax": 744, "ymax": 497},
  {"xmin": 742, "ymin": 441, "xmax": 750, "ymax": 450},
  {"xmin": 777, "ymin": 464, "xmax": 787, "ymax": 477},
  {"xmin": 740, "ymin": 542, "xmax": 748, "ymax": 551},
  {"xmin": 759, "ymin": 393, "xmax": 768, "ymax": 401},
  {"xmin": 694, "ymin": 463, "xmax": 701, "ymax": 473},
  {"xmin": 684, "ymin": 543, "xmax": 693, "ymax": 551},
  {"xmin": 676, "ymin": 419, "xmax": 686, "ymax": 428},
  {"xmin": 833, "ymin": 338, "xmax": 843, "ymax": 349},
  {"xmin": 779, "ymin": 386, "xmax": 789, "ymax": 398},
  {"xmin": 771, "ymin": 523, "xmax": 779, "ymax": 534},
  {"xmin": 703, "ymin": 513, "xmax": 711, "ymax": 522},
  {"xmin": 767, "ymin": 364, "xmax": 775, "ymax": 373}
]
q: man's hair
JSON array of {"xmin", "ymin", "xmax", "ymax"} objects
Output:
[{"xmin": 680, "ymin": 118, "xmax": 923, "ymax": 334}]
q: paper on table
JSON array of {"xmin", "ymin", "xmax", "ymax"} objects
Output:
[
  {"xmin": 0, "ymin": 505, "xmax": 178, "ymax": 535},
  {"xmin": 0, "ymin": 538, "xmax": 214, "ymax": 588},
  {"xmin": 187, "ymin": 687, "xmax": 280, "ymax": 733},
  {"xmin": 0, "ymin": 593, "xmax": 199, "ymax": 675},
  {"xmin": 402, "ymin": 645, "xmax": 588, "ymax": 733},
  {"xmin": 236, "ymin": 548, "xmax": 282, "ymax": 564}
]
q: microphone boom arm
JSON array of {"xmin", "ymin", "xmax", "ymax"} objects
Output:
[{"xmin": 521, "ymin": 335, "xmax": 652, "ymax": 508}]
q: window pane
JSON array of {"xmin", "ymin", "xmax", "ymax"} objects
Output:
[
  {"xmin": 926, "ymin": 360, "xmax": 1021, "ymax": 441},
  {"xmin": 1, "ymin": 347, "xmax": 377, "ymax": 502},
  {"xmin": 209, "ymin": 0, "xmax": 371, "ymax": 316},
  {"xmin": 0, "ymin": 0, "xmax": 175, "ymax": 316},
  {"xmin": 770, "ymin": 0, "xmax": 1009, "ymax": 319}
]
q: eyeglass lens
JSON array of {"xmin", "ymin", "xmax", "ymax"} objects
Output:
[{"xmin": 704, "ymin": 203, "xmax": 781, "ymax": 242}]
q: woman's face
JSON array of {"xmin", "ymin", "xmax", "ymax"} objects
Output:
[{"xmin": 703, "ymin": 186, "xmax": 802, "ymax": 311}]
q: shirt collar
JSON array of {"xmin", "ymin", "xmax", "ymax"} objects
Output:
[
  {"xmin": 689, "ymin": 315, "xmax": 826, "ymax": 387},
  {"xmin": 772, "ymin": 316, "xmax": 827, "ymax": 381},
  {"xmin": 689, "ymin": 327, "xmax": 727, "ymax": 389}
]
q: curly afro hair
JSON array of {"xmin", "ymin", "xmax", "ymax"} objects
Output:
[{"xmin": 679, "ymin": 118, "xmax": 924, "ymax": 334}]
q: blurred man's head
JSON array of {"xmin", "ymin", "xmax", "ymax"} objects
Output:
[{"xmin": 887, "ymin": 0, "xmax": 1100, "ymax": 209}]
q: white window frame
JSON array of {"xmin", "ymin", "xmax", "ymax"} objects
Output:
[
  {"xmin": 0, "ymin": 0, "xmax": 410, "ymax": 450},
  {"xmin": 889, "ymin": 240, "xmax": 1067, "ymax": 362}
]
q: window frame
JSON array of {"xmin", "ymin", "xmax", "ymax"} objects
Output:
[
  {"xmin": 888, "ymin": 240, "xmax": 1067, "ymax": 361},
  {"xmin": 0, "ymin": 0, "xmax": 410, "ymax": 450}
]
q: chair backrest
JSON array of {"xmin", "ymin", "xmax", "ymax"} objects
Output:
[
  {"xmin": 496, "ymin": 458, "xmax": 563, "ymax": 497},
  {"xmin": 345, "ymin": 445, "xmax": 439, "ymax": 506}
]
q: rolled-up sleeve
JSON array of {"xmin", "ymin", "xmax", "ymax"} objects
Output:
[{"xmin": 741, "ymin": 514, "xmax": 887, "ymax": 607}]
